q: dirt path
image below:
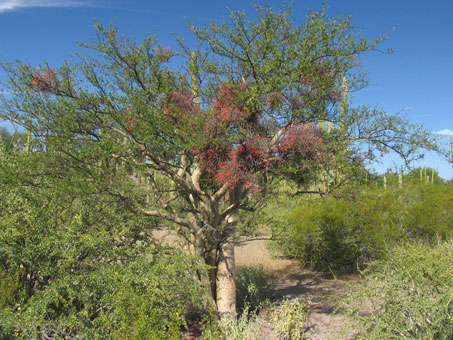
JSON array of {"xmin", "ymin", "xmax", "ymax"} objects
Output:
[
  {"xmin": 154, "ymin": 228, "xmax": 357, "ymax": 339},
  {"xmin": 236, "ymin": 238, "xmax": 357, "ymax": 340}
]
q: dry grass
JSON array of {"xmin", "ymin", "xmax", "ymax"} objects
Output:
[{"xmin": 235, "ymin": 238, "xmax": 295, "ymax": 276}]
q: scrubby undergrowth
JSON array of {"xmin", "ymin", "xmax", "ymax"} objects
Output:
[
  {"xmin": 343, "ymin": 240, "xmax": 453, "ymax": 340},
  {"xmin": 270, "ymin": 183, "xmax": 453, "ymax": 272}
]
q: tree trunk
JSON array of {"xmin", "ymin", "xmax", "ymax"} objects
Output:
[
  {"xmin": 192, "ymin": 232, "xmax": 217, "ymax": 312},
  {"xmin": 206, "ymin": 248, "xmax": 218, "ymax": 303},
  {"xmin": 215, "ymin": 227, "xmax": 236, "ymax": 318}
]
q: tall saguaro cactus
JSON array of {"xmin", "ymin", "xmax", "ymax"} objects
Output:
[
  {"xmin": 189, "ymin": 51, "xmax": 200, "ymax": 105},
  {"xmin": 317, "ymin": 77, "xmax": 349, "ymax": 191},
  {"xmin": 339, "ymin": 77, "xmax": 348, "ymax": 136},
  {"xmin": 336, "ymin": 77, "xmax": 349, "ymax": 184},
  {"xmin": 318, "ymin": 102, "xmax": 327, "ymax": 133},
  {"xmin": 25, "ymin": 115, "xmax": 32, "ymax": 153},
  {"xmin": 320, "ymin": 77, "xmax": 349, "ymax": 190}
]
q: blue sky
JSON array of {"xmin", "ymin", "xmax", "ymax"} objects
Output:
[{"xmin": 0, "ymin": 0, "xmax": 452, "ymax": 179}]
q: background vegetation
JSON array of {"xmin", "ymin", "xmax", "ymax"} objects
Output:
[{"xmin": 269, "ymin": 175, "xmax": 453, "ymax": 272}]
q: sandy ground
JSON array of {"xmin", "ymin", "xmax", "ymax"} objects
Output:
[{"xmin": 236, "ymin": 238, "xmax": 357, "ymax": 340}]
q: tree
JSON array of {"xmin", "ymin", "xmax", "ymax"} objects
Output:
[{"xmin": 0, "ymin": 4, "xmax": 440, "ymax": 318}]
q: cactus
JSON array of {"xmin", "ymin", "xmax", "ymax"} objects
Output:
[
  {"xmin": 333, "ymin": 78, "xmax": 348, "ymax": 179},
  {"xmin": 25, "ymin": 115, "xmax": 32, "ymax": 153},
  {"xmin": 339, "ymin": 77, "xmax": 348, "ymax": 136},
  {"xmin": 318, "ymin": 101, "xmax": 326, "ymax": 132},
  {"xmin": 321, "ymin": 77, "xmax": 348, "ymax": 136},
  {"xmin": 318, "ymin": 77, "xmax": 348, "ymax": 189},
  {"xmin": 383, "ymin": 174, "xmax": 387, "ymax": 189},
  {"xmin": 327, "ymin": 121, "xmax": 334, "ymax": 134},
  {"xmin": 189, "ymin": 50, "xmax": 200, "ymax": 106},
  {"xmin": 424, "ymin": 165, "xmax": 427, "ymax": 185},
  {"xmin": 398, "ymin": 173, "xmax": 402, "ymax": 189}
]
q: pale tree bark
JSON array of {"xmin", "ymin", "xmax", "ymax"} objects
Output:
[
  {"xmin": 134, "ymin": 149, "xmax": 245, "ymax": 318},
  {"xmin": 215, "ymin": 185, "xmax": 242, "ymax": 318},
  {"xmin": 215, "ymin": 225, "xmax": 236, "ymax": 318},
  {"xmin": 187, "ymin": 50, "xmax": 239, "ymax": 318}
]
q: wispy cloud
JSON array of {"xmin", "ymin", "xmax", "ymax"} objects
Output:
[
  {"xmin": 0, "ymin": 0, "xmax": 88, "ymax": 13},
  {"xmin": 437, "ymin": 129, "xmax": 453, "ymax": 135}
]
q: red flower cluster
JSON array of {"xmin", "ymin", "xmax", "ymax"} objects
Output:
[
  {"xmin": 213, "ymin": 82, "xmax": 258, "ymax": 126},
  {"xmin": 214, "ymin": 139, "xmax": 271, "ymax": 191},
  {"xmin": 124, "ymin": 108, "xmax": 144, "ymax": 132},
  {"xmin": 278, "ymin": 124, "xmax": 321, "ymax": 156},
  {"xmin": 160, "ymin": 80, "xmax": 323, "ymax": 193},
  {"xmin": 199, "ymin": 143, "xmax": 229, "ymax": 176},
  {"xmin": 276, "ymin": 124, "xmax": 323, "ymax": 173},
  {"xmin": 163, "ymin": 90, "xmax": 200, "ymax": 125},
  {"xmin": 29, "ymin": 67, "xmax": 59, "ymax": 93},
  {"xmin": 299, "ymin": 62, "xmax": 335, "ymax": 92}
]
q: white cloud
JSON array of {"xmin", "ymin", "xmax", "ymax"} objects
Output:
[
  {"xmin": 437, "ymin": 129, "xmax": 453, "ymax": 135},
  {"xmin": 0, "ymin": 0, "xmax": 87, "ymax": 13}
]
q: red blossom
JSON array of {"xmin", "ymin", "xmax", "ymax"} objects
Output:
[
  {"xmin": 212, "ymin": 82, "xmax": 259, "ymax": 126},
  {"xmin": 124, "ymin": 108, "xmax": 144, "ymax": 132},
  {"xmin": 163, "ymin": 90, "xmax": 200, "ymax": 125},
  {"xmin": 299, "ymin": 62, "xmax": 335, "ymax": 92},
  {"xmin": 158, "ymin": 80, "xmax": 323, "ymax": 194},
  {"xmin": 204, "ymin": 138, "xmax": 272, "ymax": 191},
  {"xmin": 276, "ymin": 124, "xmax": 322, "ymax": 171},
  {"xmin": 199, "ymin": 124, "xmax": 322, "ymax": 191},
  {"xmin": 199, "ymin": 143, "xmax": 229, "ymax": 176},
  {"xmin": 29, "ymin": 67, "xmax": 60, "ymax": 93}
]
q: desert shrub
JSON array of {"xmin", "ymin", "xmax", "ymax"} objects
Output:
[
  {"xmin": 94, "ymin": 250, "xmax": 201, "ymax": 340},
  {"xmin": 271, "ymin": 298, "xmax": 311, "ymax": 340},
  {"xmin": 403, "ymin": 184, "xmax": 453, "ymax": 239},
  {"xmin": 343, "ymin": 240, "xmax": 453, "ymax": 339},
  {"xmin": 272, "ymin": 183, "xmax": 453, "ymax": 271},
  {"xmin": 0, "ymin": 268, "xmax": 21, "ymax": 309},
  {"xmin": 200, "ymin": 305, "xmax": 262, "ymax": 340},
  {"xmin": 1, "ymin": 242, "xmax": 202, "ymax": 340},
  {"xmin": 0, "ymin": 154, "xmax": 203, "ymax": 339},
  {"xmin": 236, "ymin": 265, "xmax": 271, "ymax": 312}
]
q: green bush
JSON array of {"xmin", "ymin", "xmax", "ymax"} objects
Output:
[
  {"xmin": 343, "ymin": 240, "xmax": 453, "ymax": 339},
  {"xmin": 271, "ymin": 299, "xmax": 311, "ymax": 340},
  {"xmin": 220, "ymin": 306, "xmax": 262, "ymax": 340},
  {"xmin": 236, "ymin": 265, "xmax": 271, "ymax": 312},
  {"xmin": 0, "ymin": 153, "xmax": 203, "ymax": 339},
  {"xmin": 200, "ymin": 305, "xmax": 262, "ymax": 340},
  {"xmin": 0, "ymin": 268, "xmax": 21, "ymax": 309},
  {"xmin": 271, "ymin": 183, "xmax": 453, "ymax": 271},
  {"xmin": 1, "ymin": 238, "xmax": 202, "ymax": 340}
]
